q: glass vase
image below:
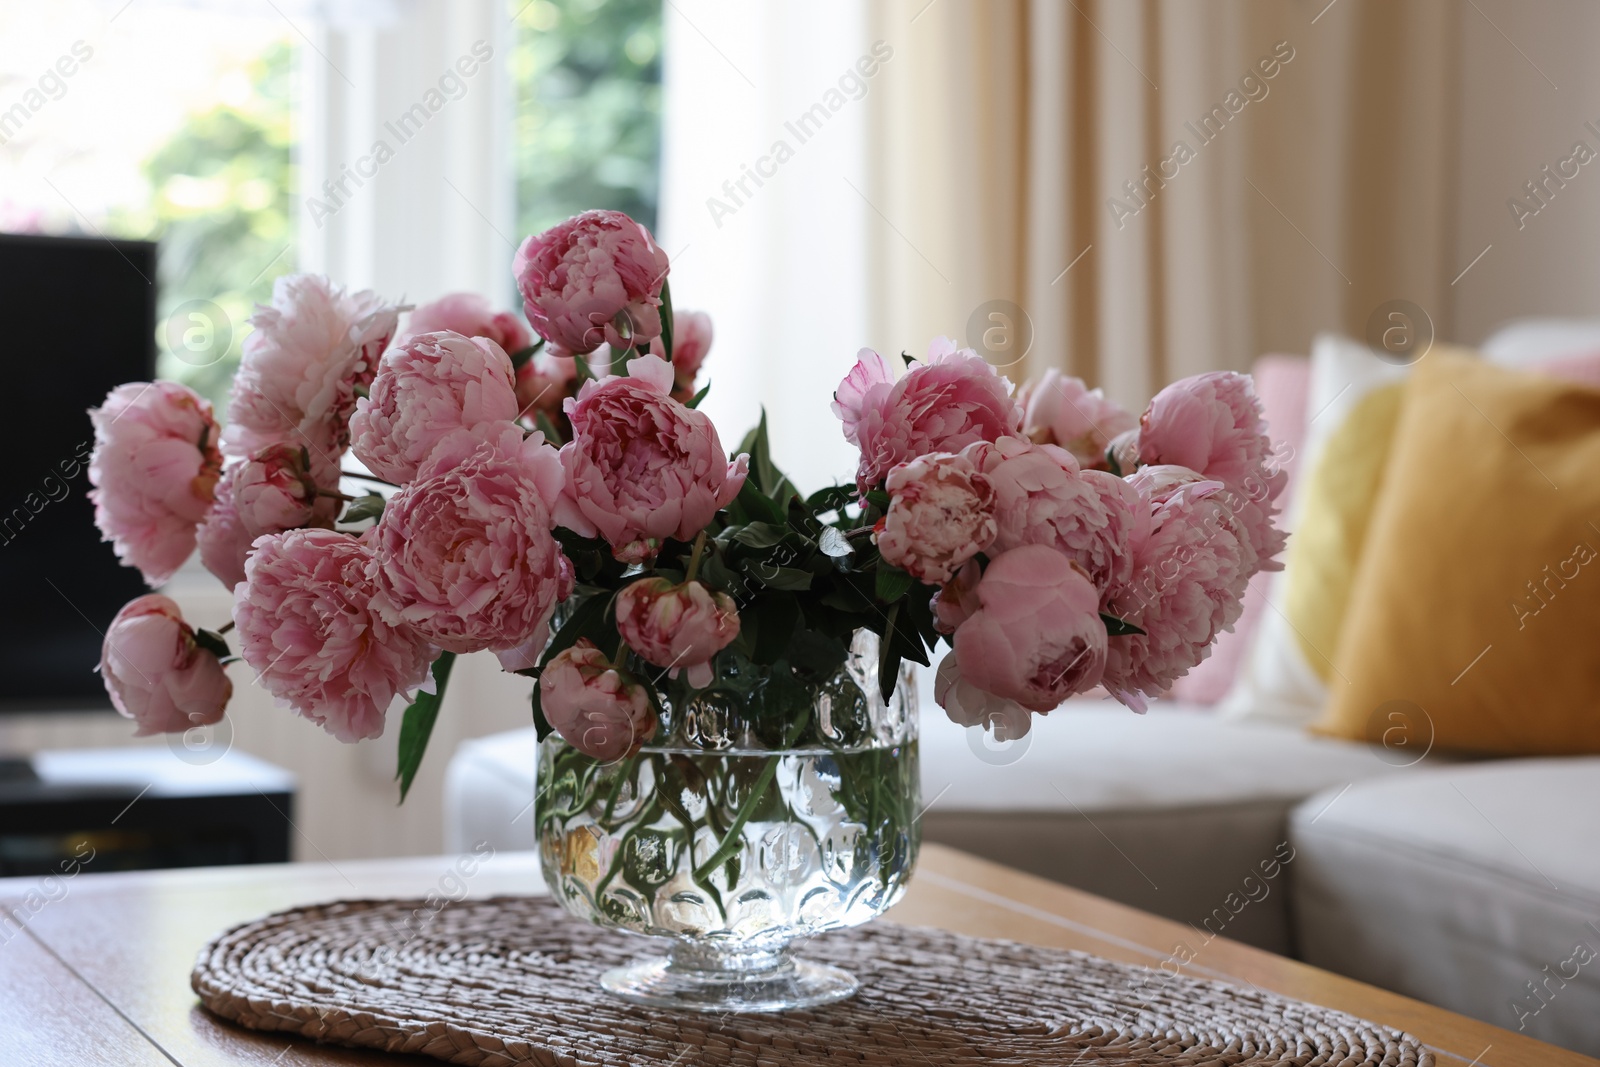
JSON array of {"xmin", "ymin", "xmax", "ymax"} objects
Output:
[{"xmin": 536, "ymin": 629, "xmax": 920, "ymax": 1013}]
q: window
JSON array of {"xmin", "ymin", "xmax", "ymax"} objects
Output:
[
  {"xmin": 511, "ymin": 0, "xmax": 662, "ymax": 240},
  {"xmin": 0, "ymin": 4, "xmax": 295, "ymax": 414}
]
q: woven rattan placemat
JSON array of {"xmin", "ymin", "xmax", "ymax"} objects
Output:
[{"xmin": 192, "ymin": 895, "xmax": 1432, "ymax": 1066}]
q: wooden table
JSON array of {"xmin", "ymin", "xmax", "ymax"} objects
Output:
[{"xmin": 1, "ymin": 843, "xmax": 1588, "ymax": 1067}]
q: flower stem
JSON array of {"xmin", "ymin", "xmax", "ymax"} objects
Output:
[
  {"xmin": 215, "ymin": 620, "xmax": 235, "ymax": 634},
  {"xmin": 690, "ymin": 702, "xmax": 812, "ymax": 883},
  {"xmin": 600, "ymin": 753, "xmax": 641, "ymax": 823},
  {"xmin": 684, "ymin": 529, "xmax": 708, "ymax": 583},
  {"xmin": 315, "ymin": 488, "xmax": 356, "ymax": 502}
]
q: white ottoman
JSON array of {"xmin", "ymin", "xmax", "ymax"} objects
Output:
[{"xmin": 1289, "ymin": 758, "xmax": 1600, "ymax": 1056}]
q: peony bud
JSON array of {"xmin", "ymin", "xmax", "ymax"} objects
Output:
[
  {"xmin": 231, "ymin": 443, "xmax": 329, "ymax": 538},
  {"xmin": 614, "ymin": 576, "xmax": 740, "ymax": 688},
  {"xmin": 100, "ymin": 595, "xmax": 232, "ymax": 736},
  {"xmin": 513, "ymin": 210, "xmax": 670, "ymax": 356},
  {"xmin": 540, "ymin": 638, "xmax": 656, "ymax": 761}
]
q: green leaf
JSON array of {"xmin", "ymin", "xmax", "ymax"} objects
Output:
[
  {"xmin": 696, "ymin": 551, "xmax": 748, "ymax": 601},
  {"xmin": 340, "ymin": 491, "xmax": 385, "ymax": 524},
  {"xmin": 396, "ymin": 651, "xmax": 456, "ymax": 803},
  {"xmin": 193, "ymin": 628, "xmax": 230, "ymax": 660},
  {"xmin": 530, "ymin": 679, "xmax": 553, "ymax": 742},
  {"xmin": 572, "ymin": 351, "xmax": 597, "ymax": 384},
  {"xmin": 817, "ymin": 526, "xmax": 853, "ymax": 559},
  {"xmin": 657, "ymin": 276, "xmax": 674, "ymax": 363},
  {"xmin": 819, "ymin": 579, "xmax": 875, "ymax": 613},
  {"xmin": 875, "ymin": 564, "xmax": 915, "ymax": 604},
  {"xmin": 736, "ymin": 408, "xmax": 796, "ymax": 501},
  {"xmin": 878, "ymin": 602, "xmax": 901, "ymax": 703},
  {"xmin": 1100, "ymin": 612, "xmax": 1146, "ymax": 637},
  {"xmin": 544, "ymin": 594, "xmax": 615, "ymax": 665},
  {"xmin": 789, "ymin": 629, "xmax": 847, "ymax": 678},
  {"xmin": 686, "ymin": 380, "xmax": 711, "ymax": 409},
  {"xmin": 534, "ymin": 410, "xmax": 564, "ymax": 447},
  {"xmin": 730, "ymin": 477, "xmax": 785, "ymax": 525},
  {"xmin": 865, "ymin": 489, "xmax": 891, "ymax": 512},
  {"xmin": 805, "ymin": 484, "xmax": 857, "ymax": 515},
  {"xmin": 753, "ymin": 564, "xmax": 813, "ymax": 591},
  {"xmin": 750, "ymin": 596, "xmax": 800, "ymax": 664},
  {"xmin": 1104, "ymin": 447, "xmax": 1122, "ymax": 478},
  {"xmin": 508, "ymin": 337, "xmax": 545, "ymax": 370},
  {"xmin": 731, "ymin": 522, "xmax": 792, "ymax": 549}
]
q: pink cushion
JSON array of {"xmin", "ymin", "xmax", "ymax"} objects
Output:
[
  {"xmin": 1534, "ymin": 349, "xmax": 1600, "ymax": 388},
  {"xmin": 1168, "ymin": 354, "xmax": 1310, "ymax": 705}
]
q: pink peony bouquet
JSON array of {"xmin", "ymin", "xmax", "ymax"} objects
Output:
[{"xmin": 85, "ymin": 207, "xmax": 1285, "ymax": 797}]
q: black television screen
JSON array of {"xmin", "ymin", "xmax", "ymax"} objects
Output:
[{"xmin": 0, "ymin": 233, "xmax": 158, "ymax": 711}]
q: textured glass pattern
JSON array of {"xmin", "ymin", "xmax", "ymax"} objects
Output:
[{"xmin": 536, "ymin": 630, "xmax": 919, "ymax": 1011}]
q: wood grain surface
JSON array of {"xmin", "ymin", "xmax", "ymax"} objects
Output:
[{"xmin": 0, "ymin": 843, "xmax": 1587, "ymax": 1067}]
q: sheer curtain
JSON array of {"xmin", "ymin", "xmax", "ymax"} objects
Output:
[
  {"xmin": 658, "ymin": 0, "xmax": 1474, "ymax": 423},
  {"xmin": 863, "ymin": 0, "xmax": 1463, "ymax": 410},
  {"xmin": 657, "ymin": 1, "xmax": 875, "ymax": 495}
]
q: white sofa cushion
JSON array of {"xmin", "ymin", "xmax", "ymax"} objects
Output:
[
  {"xmin": 1290, "ymin": 758, "xmax": 1600, "ymax": 1056},
  {"xmin": 1479, "ymin": 317, "xmax": 1600, "ymax": 365},
  {"xmin": 919, "ymin": 697, "xmax": 1420, "ymax": 812},
  {"xmin": 917, "ymin": 696, "xmax": 1438, "ymax": 955}
]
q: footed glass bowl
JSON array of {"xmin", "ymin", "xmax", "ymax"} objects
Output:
[{"xmin": 536, "ymin": 630, "xmax": 919, "ymax": 1013}]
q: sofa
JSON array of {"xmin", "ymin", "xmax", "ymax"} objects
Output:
[{"xmin": 444, "ymin": 317, "xmax": 1600, "ymax": 1056}]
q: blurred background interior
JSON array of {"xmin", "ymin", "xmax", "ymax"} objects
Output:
[
  {"xmin": 1, "ymin": 0, "xmax": 1596, "ymax": 879},
  {"xmin": 13, "ymin": 1, "xmax": 1600, "ymax": 1050}
]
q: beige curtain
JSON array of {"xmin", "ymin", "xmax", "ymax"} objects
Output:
[{"xmin": 864, "ymin": 0, "xmax": 1460, "ymax": 407}]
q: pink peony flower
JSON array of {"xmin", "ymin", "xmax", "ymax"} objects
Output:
[
  {"xmin": 513, "ymin": 210, "xmax": 670, "ymax": 356},
  {"xmin": 540, "ymin": 638, "xmax": 656, "ymax": 761},
  {"xmin": 349, "ymin": 331, "xmax": 520, "ymax": 484},
  {"xmin": 555, "ymin": 355, "xmax": 747, "ymax": 563},
  {"xmin": 931, "ymin": 558, "xmax": 982, "ymax": 635},
  {"xmin": 515, "ymin": 350, "xmax": 579, "ymax": 422},
  {"xmin": 1138, "ymin": 371, "xmax": 1271, "ymax": 489},
  {"xmin": 1212, "ymin": 464, "xmax": 1289, "ymax": 574},
  {"xmin": 401, "ymin": 292, "xmax": 531, "ymax": 354},
  {"xmin": 230, "ymin": 443, "xmax": 336, "ymax": 538},
  {"xmin": 934, "ymin": 652, "xmax": 1032, "ymax": 741},
  {"xmin": 369, "ymin": 422, "xmax": 572, "ymax": 658},
  {"xmin": 88, "ymin": 381, "xmax": 223, "ymax": 586},
  {"xmin": 1099, "ymin": 467, "xmax": 1253, "ymax": 710},
  {"xmin": 1139, "ymin": 369, "xmax": 1289, "ymax": 572},
  {"xmin": 234, "ymin": 529, "xmax": 435, "ymax": 742},
  {"xmin": 831, "ymin": 347, "xmax": 897, "ymax": 448},
  {"xmin": 973, "ymin": 437, "xmax": 1144, "ymax": 594},
  {"xmin": 223, "ymin": 273, "xmax": 401, "ymax": 464},
  {"xmin": 650, "ymin": 308, "xmax": 713, "ymax": 402},
  {"xmin": 840, "ymin": 337, "xmax": 1022, "ymax": 494},
  {"xmin": 1020, "ymin": 369, "xmax": 1137, "ymax": 471},
  {"xmin": 947, "ymin": 544, "xmax": 1109, "ymax": 718},
  {"xmin": 614, "ymin": 577, "xmax": 740, "ymax": 688},
  {"xmin": 196, "ymin": 477, "xmax": 253, "ymax": 590},
  {"xmin": 878, "ymin": 450, "xmax": 997, "ymax": 584},
  {"xmin": 100, "ymin": 595, "xmax": 232, "ymax": 736}
]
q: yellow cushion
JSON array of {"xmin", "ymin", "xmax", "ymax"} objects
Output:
[
  {"xmin": 1285, "ymin": 382, "xmax": 1404, "ymax": 679},
  {"xmin": 1312, "ymin": 351, "xmax": 1600, "ymax": 754}
]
